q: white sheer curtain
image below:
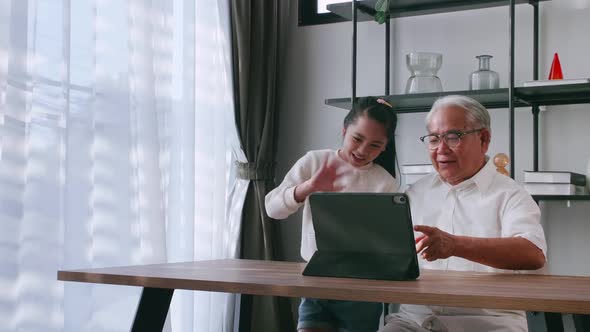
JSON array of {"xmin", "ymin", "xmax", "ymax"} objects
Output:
[{"xmin": 0, "ymin": 0, "xmax": 242, "ymax": 331}]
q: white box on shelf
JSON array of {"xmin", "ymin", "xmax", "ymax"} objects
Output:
[
  {"xmin": 404, "ymin": 173, "xmax": 429, "ymax": 186},
  {"xmin": 524, "ymin": 183, "xmax": 587, "ymax": 195},
  {"xmin": 523, "ymin": 171, "xmax": 586, "ymax": 186},
  {"xmin": 401, "ymin": 164, "xmax": 434, "ymax": 175}
]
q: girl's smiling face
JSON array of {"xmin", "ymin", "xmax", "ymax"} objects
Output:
[{"xmin": 340, "ymin": 115, "xmax": 388, "ymax": 168}]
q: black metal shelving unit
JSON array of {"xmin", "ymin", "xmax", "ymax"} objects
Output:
[
  {"xmin": 517, "ymin": 83, "xmax": 590, "ymax": 105},
  {"xmin": 325, "ymin": 1, "xmax": 590, "ymax": 330},
  {"xmin": 327, "ymin": 0, "xmax": 544, "ymax": 21},
  {"xmin": 326, "ymin": 84, "xmax": 590, "ymax": 113},
  {"xmin": 325, "ymin": 0, "xmax": 590, "ymax": 200},
  {"xmin": 327, "ymin": 89, "xmax": 518, "ymax": 112}
]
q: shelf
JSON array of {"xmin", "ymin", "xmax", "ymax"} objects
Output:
[
  {"xmin": 517, "ymin": 83, "xmax": 590, "ymax": 106},
  {"xmin": 325, "ymin": 83, "xmax": 590, "ymax": 113},
  {"xmin": 325, "ymin": 89, "xmax": 525, "ymax": 113},
  {"xmin": 532, "ymin": 195, "xmax": 590, "ymax": 201},
  {"xmin": 327, "ymin": 0, "xmax": 547, "ymax": 22}
]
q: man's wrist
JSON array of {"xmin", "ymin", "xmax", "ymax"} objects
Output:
[{"xmin": 451, "ymin": 234, "xmax": 468, "ymax": 258}]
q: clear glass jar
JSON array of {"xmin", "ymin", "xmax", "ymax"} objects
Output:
[
  {"xmin": 469, "ymin": 55, "xmax": 500, "ymax": 90},
  {"xmin": 405, "ymin": 52, "xmax": 443, "ymax": 94}
]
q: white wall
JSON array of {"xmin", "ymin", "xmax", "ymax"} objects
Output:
[{"xmin": 276, "ymin": 0, "xmax": 590, "ymax": 279}]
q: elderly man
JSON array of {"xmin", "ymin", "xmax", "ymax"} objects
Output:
[{"xmin": 381, "ymin": 95, "xmax": 547, "ymax": 332}]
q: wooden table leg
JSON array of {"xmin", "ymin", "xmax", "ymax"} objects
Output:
[
  {"xmin": 573, "ymin": 314, "xmax": 590, "ymax": 331},
  {"xmin": 544, "ymin": 312, "xmax": 564, "ymax": 332},
  {"xmin": 131, "ymin": 287, "xmax": 174, "ymax": 332}
]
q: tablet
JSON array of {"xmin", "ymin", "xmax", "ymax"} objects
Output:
[{"xmin": 303, "ymin": 192, "xmax": 419, "ymax": 281}]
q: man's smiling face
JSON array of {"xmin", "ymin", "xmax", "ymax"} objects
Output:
[{"xmin": 427, "ymin": 106, "xmax": 490, "ymax": 185}]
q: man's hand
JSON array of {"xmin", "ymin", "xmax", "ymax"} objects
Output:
[
  {"xmin": 414, "ymin": 225, "xmax": 457, "ymax": 261},
  {"xmin": 414, "ymin": 225, "xmax": 546, "ymax": 269}
]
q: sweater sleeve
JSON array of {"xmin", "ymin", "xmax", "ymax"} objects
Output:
[{"xmin": 265, "ymin": 151, "xmax": 316, "ymax": 220}]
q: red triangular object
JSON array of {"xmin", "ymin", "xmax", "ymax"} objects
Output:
[{"xmin": 548, "ymin": 53, "xmax": 563, "ymax": 80}]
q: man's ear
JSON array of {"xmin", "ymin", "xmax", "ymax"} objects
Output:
[
  {"xmin": 480, "ymin": 128, "xmax": 491, "ymax": 151},
  {"xmin": 342, "ymin": 127, "xmax": 346, "ymax": 136},
  {"xmin": 481, "ymin": 128, "xmax": 491, "ymax": 144}
]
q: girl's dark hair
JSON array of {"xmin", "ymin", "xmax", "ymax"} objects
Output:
[{"xmin": 343, "ymin": 96, "xmax": 398, "ymax": 178}]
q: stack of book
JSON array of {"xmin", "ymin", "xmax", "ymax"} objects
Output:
[
  {"xmin": 401, "ymin": 164, "xmax": 434, "ymax": 189},
  {"xmin": 523, "ymin": 171, "xmax": 587, "ymax": 195}
]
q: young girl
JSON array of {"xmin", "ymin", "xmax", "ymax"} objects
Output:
[{"xmin": 265, "ymin": 96, "xmax": 398, "ymax": 332}]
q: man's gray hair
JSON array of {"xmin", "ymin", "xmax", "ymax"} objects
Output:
[{"xmin": 425, "ymin": 95, "xmax": 491, "ymax": 130}]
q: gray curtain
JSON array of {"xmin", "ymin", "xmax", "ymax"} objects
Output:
[{"xmin": 230, "ymin": 1, "xmax": 295, "ymax": 331}]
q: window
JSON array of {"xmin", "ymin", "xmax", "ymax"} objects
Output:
[
  {"xmin": 299, "ymin": 0, "xmax": 347, "ymax": 26},
  {"xmin": 318, "ymin": 0, "xmax": 341, "ymax": 13}
]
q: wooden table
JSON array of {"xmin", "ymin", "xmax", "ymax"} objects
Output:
[{"xmin": 58, "ymin": 259, "xmax": 590, "ymax": 331}]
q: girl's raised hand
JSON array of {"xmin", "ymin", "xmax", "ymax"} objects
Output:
[
  {"xmin": 309, "ymin": 158, "xmax": 349, "ymax": 192},
  {"xmin": 294, "ymin": 158, "xmax": 353, "ymax": 203}
]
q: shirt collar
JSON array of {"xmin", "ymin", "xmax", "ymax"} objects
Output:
[{"xmin": 469, "ymin": 156, "xmax": 495, "ymax": 193}]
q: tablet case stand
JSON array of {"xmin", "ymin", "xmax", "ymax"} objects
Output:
[
  {"xmin": 302, "ymin": 192, "xmax": 419, "ymax": 281},
  {"xmin": 303, "ymin": 251, "xmax": 419, "ymax": 281}
]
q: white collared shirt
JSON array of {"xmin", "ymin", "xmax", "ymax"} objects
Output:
[{"xmin": 398, "ymin": 157, "xmax": 547, "ymax": 329}]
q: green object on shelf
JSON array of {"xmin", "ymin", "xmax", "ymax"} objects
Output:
[{"xmin": 374, "ymin": 0, "xmax": 390, "ymax": 24}]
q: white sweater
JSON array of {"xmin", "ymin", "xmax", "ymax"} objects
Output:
[{"xmin": 265, "ymin": 149, "xmax": 398, "ymax": 261}]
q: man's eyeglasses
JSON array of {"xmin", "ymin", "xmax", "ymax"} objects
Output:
[{"xmin": 419, "ymin": 128, "xmax": 484, "ymax": 150}]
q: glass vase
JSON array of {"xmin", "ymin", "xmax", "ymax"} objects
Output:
[
  {"xmin": 469, "ymin": 55, "xmax": 500, "ymax": 90},
  {"xmin": 405, "ymin": 52, "xmax": 443, "ymax": 94}
]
